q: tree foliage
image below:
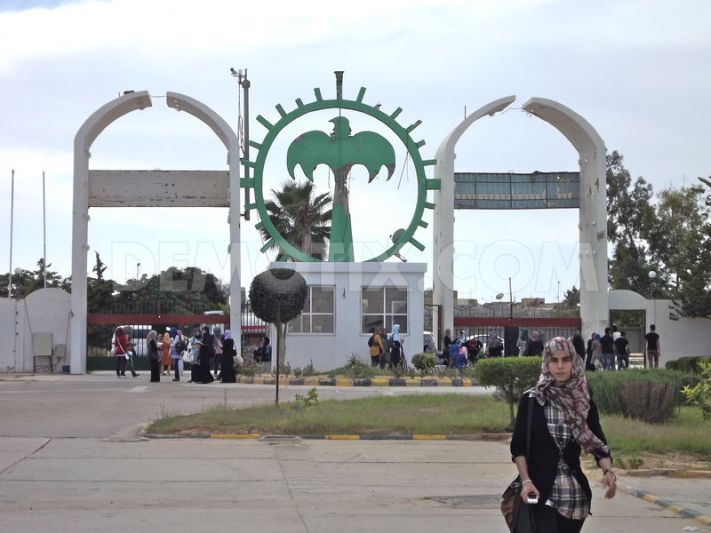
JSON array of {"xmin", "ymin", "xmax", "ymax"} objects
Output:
[
  {"xmin": 0, "ymin": 258, "xmax": 69, "ymax": 298},
  {"xmin": 474, "ymin": 357, "xmax": 542, "ymax": 429},
  {"xmin": 607, "ymin": 153, "xmax": 711, "ymax": 318},
  {"xmin": 249, "ymin": 268, "xmax": 307, "ymax": 405},
  {"xmin": 259, "ymin": 181, "xmax": 332, "ymax": 260}
]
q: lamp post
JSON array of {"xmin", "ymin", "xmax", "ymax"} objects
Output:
[
  {"xmin": 136, "ymin": 262, "xmax": 141, "ymax": 280},
  {"xmin": 648, "ymin": 270, "xmax": 657, "ymax": 299}
]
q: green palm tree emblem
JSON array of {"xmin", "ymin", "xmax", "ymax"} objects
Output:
[
  {"xmin": 242, "ymin": 72, "xmax": 440, "ymax": 263},
  {"xmin": 287, "ymin": 116, "xmax": 396, "ymax": 261}
]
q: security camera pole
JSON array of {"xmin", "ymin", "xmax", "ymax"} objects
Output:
[{"xmin": 231, "ymin": 67, "xmax": 251, "ymax": 221}]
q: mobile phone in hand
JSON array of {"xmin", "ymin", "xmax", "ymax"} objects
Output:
[{"xmin": 526, "ymin": 493, "xmax": 539, "ymax": 504}]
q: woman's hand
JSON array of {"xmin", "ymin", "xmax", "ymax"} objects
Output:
[
  {"xmin": 602, "ymin": 470, "xmax": 617, "ymax": 499},
  {"xmin": 519, "ymin": 480, "xmax": 540, "ymax": 504}
]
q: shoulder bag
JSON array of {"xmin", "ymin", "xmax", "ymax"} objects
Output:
[{"xmin": 501, "ymin": 396, "xmax": 535, "ymax": 532}]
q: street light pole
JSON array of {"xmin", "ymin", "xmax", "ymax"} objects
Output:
[{"xmin": 508, "ymin": 277, "xmax": 513, "ymax": 320}]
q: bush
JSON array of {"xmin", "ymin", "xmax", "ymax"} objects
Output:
[
  {"xmin": 682, "ymin": 360, "xmax": 711, "ymax": 420},
  {"xmin": 667, "ymin": 356, "xmax": 711, "ymax": 374},
  {"xmin": 341, "ymin": 354, "xmax": 375, "ymax": 379},
  {"xmin": 411, "ymin": 353, "xmax": 438, "ymax": 375},
  {"xmin": 474, "ymin": 357, "xmax": 542, "ymax": 428},
  {"xmin": 619, "ymin": 381, "xmax": 677, "ymax": 423},
  {"xmin": 586, "ymin": 369, "xmax": 690, "ymax": 422}
]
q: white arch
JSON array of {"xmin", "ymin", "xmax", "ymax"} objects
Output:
[
  {"xmin": 70, "ymin": 91, "xmax": 241, "ymax": 373},
  {"xmin": 432, "ymin": 96, "xmax": 516, "ymax": 340},
  {"xmin": 432, "ymin": 96, "xmax": 608, "ymax": 340}
]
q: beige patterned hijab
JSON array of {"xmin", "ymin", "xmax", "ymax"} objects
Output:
[{"xmin": 531, "ymin": 336, "xmax": 609, "ymax": 454}]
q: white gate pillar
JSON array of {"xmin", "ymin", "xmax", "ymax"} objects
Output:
[
  {"xmin": 71, "ymin": 92, "xmax": 152, "ymax": 374},
  {"xmin": 71, "ymin": 91, "xmax": 241, "ymax": 373},
  {"xmin": 522, "ymin": 98, "xmax": 608, "ymax": 336},
  {"xmin": 432, "ymin": 97, "xmax": 516, "ymax": 337}
]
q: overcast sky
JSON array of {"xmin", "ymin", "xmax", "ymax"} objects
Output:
[{"xmin": 1, "ymin": 0, "xmax": 709, "ymax": 303}]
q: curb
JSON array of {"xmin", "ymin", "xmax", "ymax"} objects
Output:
[
  {"xmin": 628, "ymin": 489, "xmax": 711, "ymax": 527},
  {"xmin": 144, "ymin": 432, "xmax": 511, "ymax": 442},
  {"xmin": 234, "ymin": 375, "xmax": 480, "ymax": 387}
]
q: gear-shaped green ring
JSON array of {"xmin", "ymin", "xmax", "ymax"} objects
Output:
[{"xmin": 241, "ymin": 87, "xmax": 440, "ymax": 262}]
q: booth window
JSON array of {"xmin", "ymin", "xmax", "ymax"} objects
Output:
[
  {"xmin": 361, "ymin": 287, "xmax": 408, "ymax": 334},
  {"xmin": 288, "ymin": 286, "xmax": 335, "ymax": 334}
]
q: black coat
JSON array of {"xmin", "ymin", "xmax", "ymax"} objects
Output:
[{"xmin": 510, "ymin": 393, "xmax": 610, "ymax": 509}]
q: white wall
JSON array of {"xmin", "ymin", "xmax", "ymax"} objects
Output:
[
  {"xmin": 272, "ymin": 262, "xmax": 427, "ymax": 371},
  {"xmin": 0, "ymin": 289, "xmax": 71, "ymax": 373},
  {"xmin": 0, "ymin": 298, "xmax": 19, "ymax": 372},
  {"xmin": 609, "ymin": 289, "xmax": 710, "ymax": 366}
]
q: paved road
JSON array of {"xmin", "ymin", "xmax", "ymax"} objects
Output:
[{"xmin": 0, "ymin": 373, "xmax": 709, "ymax": 532}]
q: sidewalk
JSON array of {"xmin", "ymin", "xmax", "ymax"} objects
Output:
[
  {"xmin": 1, "ymin": 436, "xmax": 709, "ymax": 532},
  {"xmin": 0, "ymin": 371, "xmax": 709, "ymax": 530}
]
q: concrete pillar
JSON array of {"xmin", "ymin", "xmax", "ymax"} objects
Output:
[
  {"xmin": 521, "ymin": 98, "xmax": 608, "ymax": 336},
  {"xmin": 432, "ymin": 96, "xmax": 516, "ymax": 336}
]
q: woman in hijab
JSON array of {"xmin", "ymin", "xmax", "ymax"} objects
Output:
[
  {"xmin": 389, "ymin": 324, "xmax": 402, "ymax": 369},
  {"xmin": 146, "ymin": 330, "xmax": 161, "ymax": 382},
  {"xmin": 220, "ymin": 330, "xmax": 237, "ymax": 383},
  {"xmin": 161, "ymin": 331, "xmax": 172, "ymax": 376},
  {"xmin": 199, "ymin": 326, "xmax": 215, "ymax": 384},
  {"xmin": 188, "ymin": 328, "xmax": 202, "ymax": 383},
  {"xmin": 510, "ymin": 337, "xmax": 616, "ymax": 532}
]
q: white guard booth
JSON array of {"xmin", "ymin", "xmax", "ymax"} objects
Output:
[{"xmin": 271, "ymin": 262, "xmax": 427, "ymax": 371}]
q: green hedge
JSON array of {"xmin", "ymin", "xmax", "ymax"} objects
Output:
[
  {"xmin": 586, "ymin": 369, "xmax": 693, "ymax": 423},
  {"xmin": 666, "ymin": 356, "xmax": 711, "ymax": 374},
  {"xmin": 411, "ymin": 353, "xmax": 438, "ymax": 374}
]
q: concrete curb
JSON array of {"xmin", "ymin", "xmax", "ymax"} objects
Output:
[
  {"xmin": 628, "ymin": 489, "xmax": 711, "ymax": 527},
  {"xmin": 235, "ymin": 375, "xmax": 480, "ymax": 386},
  {"xmin": 143, "ymin": 432, "xmax": 511, "ymax": 441}
]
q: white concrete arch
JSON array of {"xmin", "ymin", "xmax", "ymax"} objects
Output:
[
  {"xmin": 432, "ymin": 96, "xmax": 516, "ymax": 341},
  {"xmin": 432, "ymin": 96, "xmax": 608, "ymax": 341},
  {"xmin": 521, "ymin": 98, "xmax": 608, "ymax": 336},
  {"xmin": 71, "ymin": 91, "xmax": 241, "ymax": 373}
]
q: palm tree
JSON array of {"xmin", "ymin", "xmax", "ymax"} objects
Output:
[{"xmin": 260, "ymin": 181, "xmax": 332, "ymax": 260}]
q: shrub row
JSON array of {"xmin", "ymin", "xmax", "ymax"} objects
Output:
[
  {"xmin": 586, "ymin": 369, "xmax": 693, "ymax": 423},
  {"xmin": 666, "ymin": 356, "xmax": 711, "ymax": 374},
  {"xmin": 474, "ymin": 357, "xmax": 697, "ymax": 426}
]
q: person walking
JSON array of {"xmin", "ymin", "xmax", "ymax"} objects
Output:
[
  {"xmin": 213, "ymin": 328, "xmax": 223, "ymax": 378},
  {"xmin": 645, "ymin": 324, "xmax": 661, "ymax": 369},
  {"xmin": 188, "ymin": 328, "xmax": 202, "ymax": 383},
  {"xmin": 510, "ymin": 336, "xmax": 617, "ymax": 532},
  {"xmin": 161, "ymin": 331, "xmax": 171, "ymax": 376},
  {"xmin": 389, "ymin": 324, "xmax": 403, "ymax": 370},
  {"xmin": 146, "ymin": 330, "xmax": 161, "ymax": 382},
  {"xmin": 113, "ymin": 327, "xmax": 129, "ymax": 378},
  {"xmin": 599, "ymin": 328, "xmax": 615, "ymax": 371},
  {"xmin": 369, "ymin": 326, "xmax": 385, "ymax": 367},
  {"xmin": 220, "ymin": 330, "xmax": 237, "ymax": 383},
  {"xmin": 614, "ymin": 331, "xmax": 630, "ymax": 370},
  {"xmin": 170, "ymin": 329, "xmax": 186, "ymax": 382},
  {"xmin": 199, "ymin": 326, "xmax": 215, "ymax": 384},
  {"xmin": 523, "ymin": 330, "xmax": 544, "ymax": 356}
]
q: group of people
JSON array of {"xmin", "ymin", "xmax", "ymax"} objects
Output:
[
  {"xmin": 367, "ymin": 324, "xmax": 405, "ymax": 369},
  {"xmin": 112, "ymin": 325, "xmax": 239, "ymax": 384},
  {"xmin": 583, "ymin": 324, "xmax": 661, "ymax": 371}
]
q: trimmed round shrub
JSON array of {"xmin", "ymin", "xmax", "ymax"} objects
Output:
[
  {"xmin": 474, "ymin": 357, "xmax": 542, "ymax": 428},
  {"xmin": 411, "ymin": 353, "xmax": 438, "ymax": 375}
]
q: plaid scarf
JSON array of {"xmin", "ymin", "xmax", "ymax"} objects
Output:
[{"xmin": 531, "ymin": 336, "xmax": 609, "ymax": 455}]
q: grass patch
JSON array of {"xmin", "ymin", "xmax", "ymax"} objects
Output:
[
  {"xmin": 600, "ymin": 407, "xmax": 711, "ymax": 460},
  {"xmin": 146, "ymin": 394, "xmax": 511, "ymax": 435},
  {"xmin": 146, "ymin": 393, "xmax": 711, "ymax": 464}
]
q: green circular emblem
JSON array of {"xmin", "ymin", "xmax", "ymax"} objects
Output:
[{"xmin": 243, "ymin": 81, "xmax": 439, "ymax": 262}]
